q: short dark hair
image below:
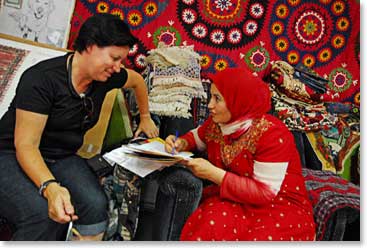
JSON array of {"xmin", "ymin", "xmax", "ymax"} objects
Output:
[{"xmin": 73, "ymin": 13, "xmax": 138, "ymax": 52}]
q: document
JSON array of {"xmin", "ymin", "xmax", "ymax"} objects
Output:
[
  {"xmin": 103, "ymin": 138, "xmax": 193, "ymax": 177},
  {"xmin": 127, "ymin": 138, "xmax": 193, "ymax": 160}
]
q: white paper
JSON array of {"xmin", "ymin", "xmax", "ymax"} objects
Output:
[
  {"xmin": 103, "ymin": 139, "xmax": 193, "ymax": 177},
  {"xmin": 103, "ymin": 146, "xmax": 166, "ymax": 177},
  {"xmin": 128, "ymin": 140, "xmax": 193, "ymax": 160}
]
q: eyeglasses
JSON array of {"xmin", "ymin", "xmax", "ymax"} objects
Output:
[{"xmin": 80, "ymin": 94, "xmax": 94, "ymax": 131}]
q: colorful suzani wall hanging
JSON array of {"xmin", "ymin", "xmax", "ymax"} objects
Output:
[{"xmin": 68, "ymin": 0, "xmax": 360, "ymax": 106}]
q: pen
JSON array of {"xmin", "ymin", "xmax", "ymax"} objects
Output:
[
  {"xmin": 172, "ymin": 130, "xmax": 178, "ymax": 155},
  {"xmin": 65, "ymin": 215, "xmax": 73, "ymax": 241},
  {"xmin": 66, "ymin": 214, "xmax": 82, "ymax": 241}
]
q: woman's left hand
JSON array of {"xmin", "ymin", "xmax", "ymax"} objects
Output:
[
  {"xmin": 134, "ymin": 116, "xmax": 159, "ymax": 138},
  {"xmin": 183, "ymin": 158, "xmax": 226, "ymax": 185}
]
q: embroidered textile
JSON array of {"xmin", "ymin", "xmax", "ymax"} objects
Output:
[
  {"xmin": 270, "ymin": 61, "xmax": 323, "ymax": 104},
  {"xmin": 69, "ymin": 1, "xmax": 360, "ymax": 126},
  {"xmin": 306, "ymin": 124, "xmax": 360, "ymax": 181},
  {"xmin": 205, "ymin": 117, "xmax": 273, "ymax": 165},
  {"xmin": 180, "ymin": 115, "xmax": 315, "ymax": 241},
  {"xmin": 145, "ymin": 45, "xmax": 206, "ymax": 118},
  {"xmin": 302, "ymin": 168, "xmax": 360, "ymax": 240},
  {"xmin": 0, "ymin": 44, "xmax": 29, "ymax": 104},
  {"xmin": 270, "ymin": 84, "xmax": 338, "ymax": 131},
  {"xmin": 145, "ymin": 44, "xmax": 201, "ymax": 68}
]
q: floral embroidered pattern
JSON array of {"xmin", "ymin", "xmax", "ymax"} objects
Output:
[
  {"xmin": 204, "ymin": 121, "xmax": 223, "ymax": 143},
  {"xmin": 205, "ymin": 117, "xmax": 273, "ymax": 165}
]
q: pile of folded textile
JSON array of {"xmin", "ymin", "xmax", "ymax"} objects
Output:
[{"xmin": 144, "ymin": 44, "xmax": 206, "ymax": 118}]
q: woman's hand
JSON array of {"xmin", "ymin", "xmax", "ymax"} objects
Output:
[
  {"xmin": 165, "ymin": 135, "xmax": 188, "ymax": 154},
  {"xmin": 44, "ymin": 183, "xmax": 78, "ymax": 224},
  {"xmin": 134, "ymin": 116, "xmax": 159, "ymax": 138},
  {"xmin": 183, "ymin": 158, "xmax": 226, "ymax": 185}
]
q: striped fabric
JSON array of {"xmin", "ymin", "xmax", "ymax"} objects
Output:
[{"xmin": 302, "ymin": 168, "xmax": 360, "ymax": 240}]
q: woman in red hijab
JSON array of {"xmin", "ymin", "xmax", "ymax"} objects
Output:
[{"xmin": 165, "ymin": 68, "xmax": 315, "ymax": 241}]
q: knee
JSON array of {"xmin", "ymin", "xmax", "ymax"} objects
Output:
[
  {"xmin": 158, "ymin": 167, "xmax": 203, "ymax": 197},
  {"xmin": 77, "ymin": 189, "xmax": 108, "ymax": 223},
  {"xmin": 87, "ymin": 189, "xmax": 107, "ymax": 214}
]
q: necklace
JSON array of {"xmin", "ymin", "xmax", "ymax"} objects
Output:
[
  {"xmin": 67, "ymin": 54, "xmax": 83, "ymax": 98},
  {"xmin": 67, "ymin": 54, "xmax": 94, "ymax": 97}
]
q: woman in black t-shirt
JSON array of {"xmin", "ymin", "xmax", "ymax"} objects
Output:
[{"xmin": 0, "ymin": 14, "xmax": 158, "ymax": 241}]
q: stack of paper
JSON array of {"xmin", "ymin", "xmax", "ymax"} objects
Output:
[{"xmin": 103, "ymin": 138, "xmax": 193, "ymax": 177}]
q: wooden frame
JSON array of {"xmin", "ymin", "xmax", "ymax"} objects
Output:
[{"xmin": 0, "ymin": 33, "xmax": 69, "ymax": 52}]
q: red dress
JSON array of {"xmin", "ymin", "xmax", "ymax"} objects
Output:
[{"xmin": 180, "ymin": 114, "xmax": 316, "ymax": 241}]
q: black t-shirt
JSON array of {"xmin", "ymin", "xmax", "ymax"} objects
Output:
[{"xmin": 0, "ymin": 53, "xmax": 128, "ymax": 159}]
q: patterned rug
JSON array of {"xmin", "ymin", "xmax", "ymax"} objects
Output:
[{"xmin": 0, "ymin": 44, "xmax": 29, "ymax": 104}]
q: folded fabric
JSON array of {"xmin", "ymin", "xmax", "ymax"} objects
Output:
[
  {"xmin": 302, "ymin": 168, "xmax": 360, "ymax": 241},
  {"xmin": 270, "ymin": 61, "xmax": 326, "ymax": 103},
  {"xmin": 145, "ymin": 44, "xmax": 206, "ymax": 118},
  {"xmin": 294, "ymin": 64, "xmax": 328, "ymax": 94},
  {"xmin": 270, "ymin": 84, "xmax": 338, "ymax": 131},
  {"xmin": 145, "ymin": 44, "xmax": 201, "ymax": 68}
]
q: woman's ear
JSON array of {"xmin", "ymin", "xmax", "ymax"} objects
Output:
[{"xmin": 85, "ymin": 44, "xmax": 95, "ymax": 54}]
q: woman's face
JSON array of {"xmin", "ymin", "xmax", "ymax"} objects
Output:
[
  {"xmin": 208, "ymin": 84, "xmax": 232, "ymax": 124},
  {"xmin": 87, "ymin": 45, "xmax": 130, "ymax": 82}
]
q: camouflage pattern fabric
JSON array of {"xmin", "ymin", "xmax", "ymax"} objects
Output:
[{"xmin": 103, "ymin": 166, "xmax": 142, "ymax": 241}]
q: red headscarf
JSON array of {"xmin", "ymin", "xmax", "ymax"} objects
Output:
[
  {"xmin": 212, "ymin": 67, "xmax": 271, "ymax": 122},
  {"xmin": 211, "ymin": 68, "xmax": 271, "ymax": 141}
]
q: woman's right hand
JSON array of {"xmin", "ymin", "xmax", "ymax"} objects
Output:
[
  {"xmin": 165, "ymin": 135, "xmax": 188, "ymax": 154},
  {"xmin": 44, "ymin": 183, "xmax": 79, "ymax": 224}
]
